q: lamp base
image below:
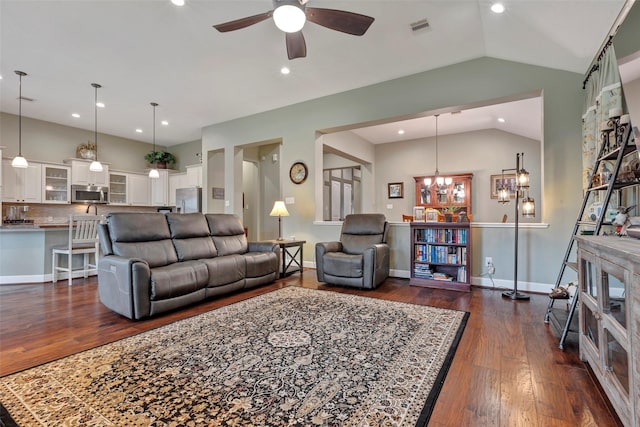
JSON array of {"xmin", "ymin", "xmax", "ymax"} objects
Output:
[{"xmin": 502, "ymin": 290, "xmax": 530, "ymax": 300}]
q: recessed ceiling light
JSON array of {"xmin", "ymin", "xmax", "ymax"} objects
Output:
[
  {"xmin": 491, "ymin": 3, "xmax": 505, "ymax": 13},
  {"xmin": 161, "ymin": 120, "xmax": 169, "ymax": 126},
  {"xmin": 96, "ymin": 102, "xmax": 105, "ymax": 108},
  {"xmin": 135, "ymin": 128, "xmax": 143, "ymax": 133},
  {"xmin": 171, "ymin": 0, "xmax": 185, "ymax": 6},
  {"xmin": 498, "ymin": 117, "xmax": 506, "ymax": 123},
  {"xmin": 398, "ymin": 129, "xmax": 405, "ymax": 135},
  {"xmin": 280, "ymin": 66, "xmax": 290, "ymax": 75},
  {"xmin": 71, "ymin": 113, "xmax": 80, "ymax": 118}
]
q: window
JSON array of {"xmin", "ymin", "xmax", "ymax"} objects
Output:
[{"xmin": 323, "ymin": 166, "xmax": 361, "ymax": 220}]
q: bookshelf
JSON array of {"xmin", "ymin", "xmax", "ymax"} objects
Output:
[{"xmin": 410, "ymin": 222, "xmax": 471, "ymax": 291}]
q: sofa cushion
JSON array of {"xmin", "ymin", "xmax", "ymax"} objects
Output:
[
  {"xmin": 198, "ymin": 255, "xmax": 245, "ymax": 287},
  {"xmin": 244, "ymin": 252, "xmax": 278, "ymax": 278},
  {"xmin": 166, "ymin": 213, "xmax": 218, "ymax": 261},
  {"xmin": 206, "ymin": 214, "xmax": 248, "ymax": 256},
  {"xmin": 150, "ymin": 261, "xmax": 208, "ymax": 300},
  {"xmin": 106, "ymin": 213, "xmax": 178, "ymax": 268},
  {"xmin": 322, "ymin": 252, "xmax": 363, "ymax": 278}
]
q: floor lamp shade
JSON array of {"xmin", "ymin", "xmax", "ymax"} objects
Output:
[{"xmin": 270, "ymin": 201, "xmax": 290, "ymax": 240}]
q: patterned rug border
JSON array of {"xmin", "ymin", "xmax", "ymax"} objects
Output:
[{"xmin": 1, "ymin": 286, "xmax": 470, "ymax": 426}]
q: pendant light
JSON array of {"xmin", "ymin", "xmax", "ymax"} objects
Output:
[
  {"xmin": 11, "ymin": 70, "xmax": 29, "ymax": 169},
  {"xmin": 89, "ymin": 83, "xmax": 103, "ymax": 172},
  {"xmin": 423, "ymin": 114, "xmax": 452, "ymax": 189},
  {"xmin": 148, "ymin": 102, "xmax": 160, "ymax": 179}
]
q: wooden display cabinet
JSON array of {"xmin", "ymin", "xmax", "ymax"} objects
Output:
[
  {"xmin": 414, "ymin": 173, "xmax": 473, "ymax": 219},
  {"xmin": 576, "ymin": 235, "xmax": 640, "ymax": 426}
]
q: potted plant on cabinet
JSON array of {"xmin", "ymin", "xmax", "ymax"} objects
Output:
[{"xmin": 144, "ymin": 151, "xmax": 176, "ymax": 169}]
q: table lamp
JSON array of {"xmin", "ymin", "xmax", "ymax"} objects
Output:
[{"xmin": 270, "ymin": 201, "xmax": 289, "ymax": 240}]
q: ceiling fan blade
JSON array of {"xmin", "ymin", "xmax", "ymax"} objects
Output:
[
  {"xmin": 286, "ymin": 31, "xmax": 307, "ymax": 60},
  {"xmin": 213, "ymin": 11, "xmax": 272, "ymax": 32},
  {"xmin": 305, "ymin": 8, "xmax": 374, "ymax": 36}
]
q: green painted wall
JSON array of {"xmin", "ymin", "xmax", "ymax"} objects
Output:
[{"xmin": 201, "ymin": 56, "xmax": 585, "ymax": 289}]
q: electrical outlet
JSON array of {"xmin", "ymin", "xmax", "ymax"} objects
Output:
[{"xmin": 485, "ymin": 257, "xmax": 493, "ymax": 267}]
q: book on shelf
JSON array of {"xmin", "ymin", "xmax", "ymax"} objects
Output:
[{"xmin": 432, "ymin": 272, "xmax": 453, "ymax": 281}]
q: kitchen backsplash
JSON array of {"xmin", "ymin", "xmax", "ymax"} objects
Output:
[{"xmin": 3, "ymin": 203, "xmax": 158, "ymax": 225}]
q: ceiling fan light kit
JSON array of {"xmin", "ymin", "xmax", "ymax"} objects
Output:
[
  {"xmin": 213, "ymin": 0, "xmax": 374, "ymax": 60},
  {"xmin": 273, "ymin": 1, "xmax": 306, "ymax": 33}
]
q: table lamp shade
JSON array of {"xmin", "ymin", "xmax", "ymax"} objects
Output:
[{"xmin": 270, "ymin": 201, "xmax": 290, "ymax": 217}]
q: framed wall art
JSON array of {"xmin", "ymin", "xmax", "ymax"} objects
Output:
[
  {"xmin": 388, "ymin": 182, "xmax": 404, "ymax": 199},
  {"xmin": 490, "ymin": 174, "xmax": 517, "ymax": 199}
]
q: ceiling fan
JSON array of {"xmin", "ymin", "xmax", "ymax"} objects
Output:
[{"xmin": 213, "ymin": 0, "xmax": 375, "ymax": 60}]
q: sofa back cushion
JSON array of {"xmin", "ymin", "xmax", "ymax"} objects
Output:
[
  {"xmin": 205, "ymin": 214, "xmax": 248, "ymax": 256},
  {"xmin": 340, "ymin": 213, "xmax": 388, "ymax": 254},
  {"xmin": 106, "ymin": 213, "xmax": 178, "ymax": 268},
  {"xmin": 166, "ymin": 213, "xmax": 218, "ymax": 261}
]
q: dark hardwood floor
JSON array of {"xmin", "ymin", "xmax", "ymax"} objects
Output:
[{"xmin": 0, "ymin": 272, "xmax": 621, "ymax": 426}]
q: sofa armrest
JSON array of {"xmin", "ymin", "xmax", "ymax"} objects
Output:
[
  {"xmin": 98, "ymin": 255, "xmax": 151, "ymax": 320},
  {"xmin": 248, "ymin": 241, "xmax": 278, "ymax": 253},
  {"xmin": 315, "ymin": 241, "xmax": 343, "ymax": 281},
  {"xmin": 362, "ymin": 243, "xmax": 390, "ymax": 289}
]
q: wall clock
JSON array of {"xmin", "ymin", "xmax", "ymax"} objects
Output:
[{"xmin": 289, "ymin": 161, "xmax": 308, "ymax": 184}]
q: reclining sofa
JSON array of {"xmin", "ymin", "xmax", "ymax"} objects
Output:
[{"xmin": 97, "ymin": 212, "xmax": 279, "ymax": 320}]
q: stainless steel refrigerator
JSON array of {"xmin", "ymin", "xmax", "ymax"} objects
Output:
[{"xmin": 176, "ymin": 187, "xmax": 202, "ymax": 213}]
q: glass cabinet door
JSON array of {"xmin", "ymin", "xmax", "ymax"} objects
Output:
[
  {"xmin": 109, "ymin": 173, "xmax": 127, "ymax": 205},
  {"xmin": 43, "ymin": 165, "xmax": 70, "ymax": 204}
]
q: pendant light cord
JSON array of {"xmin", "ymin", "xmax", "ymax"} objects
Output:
[
  {"xmin": 151, "ymin": 102, "xmax": 158, "ymax": 163},
  {"xmin": 434, "ymin": 114, "xmax": 440, "ymax": 176},
  {"xmin": 91, "ymin": 83, "xmax": 101, "ymax": 162},
  {"xmin": 15, "ymin": 71, "xmax": 27, "ymax": 156}
]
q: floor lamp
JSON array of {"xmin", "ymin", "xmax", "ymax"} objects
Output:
[{"xmin": 497, "ymin": 153, "xmax": 535, "ymax": 300}]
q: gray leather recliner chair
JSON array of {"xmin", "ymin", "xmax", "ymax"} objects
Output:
[{"xmin": 315, "ymin": 213, "xmax": 390, "ymax": 289}]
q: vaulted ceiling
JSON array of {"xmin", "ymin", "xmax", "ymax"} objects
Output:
[{"xmin": 0, "ymin": 0, "xmax": 626, "ymax": 146}]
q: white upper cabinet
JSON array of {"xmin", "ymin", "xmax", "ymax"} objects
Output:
[
  {"xmin": 186, "ymin": 164, "xmax": 202, "ymax": 187},
  {"xmin": 67, "ymin": 159, "xmax": 109, "ymax": 186},
  {"xmin": 2, "ymin": 160, "xmax": 42, "ymax": 203}
]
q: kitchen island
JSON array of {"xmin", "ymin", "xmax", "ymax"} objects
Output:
[{"xmin": 0, "ymin": 224, "xmax": 80, "ymax": 284}]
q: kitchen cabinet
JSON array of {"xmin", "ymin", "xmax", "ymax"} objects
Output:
[
  {"xmin": 577, "ymin": 236, "xmax": 640, "ymax": 427},
  {"xmin": 109, "ymin": 173, "xmax": 127, "ymax": 205},
  {"xmin": 2, "ymin": 160, "xmax": 42, "ymax": 203},
  {"xmin": 150, "ymin": 169, "xmax": 170, "ymax": 207},
  {"xmin": 109, "ymin": 172, "xmax": 150, "ymax": 206},
  {"xmin": 128, "ymin": 173, "xmax": 150, "ymax": 206},
  {"xmin": 42, "ymin": 164, "xmax": 71, "ymax": 204},
  {"xmin": 186, "ymin": 164, "xmax": 202, "ymax": 187},
  {"xmin": 67, "ymin": 159, "xmax": 109, "ymax": 186}
]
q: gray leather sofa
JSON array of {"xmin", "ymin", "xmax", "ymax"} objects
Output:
[
  {"xmin": 97, "ymin": 212, "xmax": 279, "ymax": 320},
  {"xmin": 315, "ymin": 213, "xmax": 390, "ymax": 289}
]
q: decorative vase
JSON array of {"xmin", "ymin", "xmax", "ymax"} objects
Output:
[
  {"xmin": 79, "ymin": 149, "xmax": 96, "ymax": 160},
  {"xmin": 444, "ymin": 213, "xmax": 453, "ymax": 222},
  {"xmin": 157, "ymin": 161, "xmax": 167, "ymax": 169}
]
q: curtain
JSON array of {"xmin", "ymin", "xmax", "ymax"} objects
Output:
[{"xmin": 582, "ymin": 46, "xmax": 623, "ymax": 190}]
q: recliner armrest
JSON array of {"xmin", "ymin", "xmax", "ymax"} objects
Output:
[
  {"xmin": 315, "ymin": 241, "xmax": 343, "ymax": 282},
  {"xmin": 362, "ymin": 243, "xmax": 390, "ymax": 289},
  {"xmin": 248, "ymin": 241, "xmax": 279, "ymax": 253}
]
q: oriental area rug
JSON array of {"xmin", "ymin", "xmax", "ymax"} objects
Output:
[{"xmin": 0, "ymin": 287, "xmax": 468, "ymax": 426}]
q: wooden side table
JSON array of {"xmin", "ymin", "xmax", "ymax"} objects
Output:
[{"xmin": 269, "ymin": 239, "xmax": 306, "ymax": 278}]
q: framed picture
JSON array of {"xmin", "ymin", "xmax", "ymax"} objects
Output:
[
  {"xmin": 425, "ymin": 209, "xmax": 439, "ymax": 222},
  {"xmin": 413, "ymin": 206, "xmax": 425, "ymax": 222},
  {"xmin": 490, "ymin": 174, "xmax": 517, "ymax": 199},
  {"xmin": 388, "ymin": 182, "xmax": 404, "ymax": 199}
]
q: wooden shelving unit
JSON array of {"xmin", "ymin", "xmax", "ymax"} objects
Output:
[{"xmin": 410, "ymin": 221, "xmax": 471, "ymax": 292}]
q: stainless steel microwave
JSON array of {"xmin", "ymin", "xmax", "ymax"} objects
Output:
[{"xmin": 71, "ymin": 185, "xmax": 109, "ymax": 204}]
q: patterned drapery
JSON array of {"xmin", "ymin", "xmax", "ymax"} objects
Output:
[{"xmin": 582, "ymin": 46, "xmax": 623, "ymax": 190}]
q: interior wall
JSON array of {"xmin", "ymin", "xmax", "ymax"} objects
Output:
[
  {"xmin": 0, "ymin": 112, "xmax": 155, "ymax": 172},
  {"xmin": 171, "ymin": 139, "xmax": 202, "ymax": 172},
  {"xmin": 375, "ymin": 128, "xmax": 541, "ymax": 223},
  {"xmin": 258, "ymin": 144, "xmax": 281, "ymax": 240},
  {"xmin": 207, "ymin": 149, "xmax": 225, "ymax": 213},
  {"xmin": 201, "ymin": 56, "xmax": 585, "ymax": 287}
]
